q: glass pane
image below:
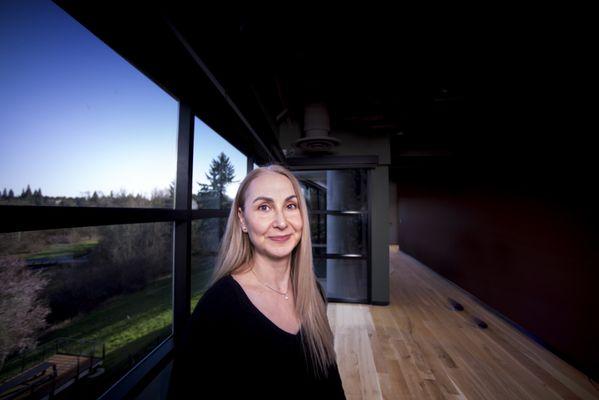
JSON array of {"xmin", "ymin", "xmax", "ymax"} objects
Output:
[
  {"xmin": 311, "ymin": 214, "xmax": 366, "ymax": 255},
  {"xmin": 322, "ymin": 259, "xmax": 368, "ymax": 302},
  {"xmin": 295, "ymin": 169, "xmax": 367, "ymax": 211},
  {"xmin": 314, "ymin": 258, "xmax": 327, "ymax": 288},
  {"xmin": 0, "ymin": 222, "xmax": 173, "ymax": 398},
  {"xmin": 0, "ymin": 1, "xmax": 178, "ymax": 208},
  {"xmin": 193, "ymin": 118, "xmax": 247, "ymax": 209},
  {"xmin": 191, "ymin": 218, "xmax": 227, "ymax": 311}
]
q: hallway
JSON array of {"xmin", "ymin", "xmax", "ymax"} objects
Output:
[{"xmin": 328, "ymin": 248, "xmax": 599, "ymax": 399}]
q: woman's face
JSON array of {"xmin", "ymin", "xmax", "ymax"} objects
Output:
[{"xmin": 238, "ymin": 172, "xmax": 303, "ymax": 261}]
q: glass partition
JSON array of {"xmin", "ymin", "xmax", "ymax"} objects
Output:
[{"xmin": 294, "ymin": 169, "xmax": 369, "ymax": 302}]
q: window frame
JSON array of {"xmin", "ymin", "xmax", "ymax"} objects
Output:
[{"xmin": 0, "ymin": 102, "xmax": 253, "ymax": 399}]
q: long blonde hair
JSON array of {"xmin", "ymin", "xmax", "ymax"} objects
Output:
[{"xmin": 207, "ymin": 163, "xmax": 337, "ymax": 378}]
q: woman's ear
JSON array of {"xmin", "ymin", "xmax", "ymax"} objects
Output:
[{"xmin": 237, "ymin": 207, "xmax": 245, "ymax": 228}]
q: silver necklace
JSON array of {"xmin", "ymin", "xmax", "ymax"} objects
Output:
[{"xmin": 251, "ymin": 267, "xmax": 289, "ymax": 300}]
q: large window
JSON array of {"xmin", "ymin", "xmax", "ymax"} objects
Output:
[
  {"xmin": 0, "ymin": 1, "xmax": 178, "ymax": 209},
  {"xmin": 0, "ymin": 1, "xmax": 179, "ymax": 398}
]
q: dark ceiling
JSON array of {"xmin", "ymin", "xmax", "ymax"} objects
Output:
[
  {"xmin": 160, "ymin": 8, "xmax": 474, "ymax": 160},
  {"xmin": 54, "ymin": 2, "xmax": 590, "ymax": 185}
]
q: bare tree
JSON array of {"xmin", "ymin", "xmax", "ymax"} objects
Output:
[{"xmin": 0, "ymin": 257, "xmax": 50, "ymax": 372}]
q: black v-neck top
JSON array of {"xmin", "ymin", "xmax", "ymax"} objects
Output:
[{"xmin": 168, "ymin": 274, "xmax": 346, "ymax": 399}]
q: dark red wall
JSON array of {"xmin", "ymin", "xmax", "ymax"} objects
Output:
[{"xmin": 393, "ymin": 163, "xmax": 599, "ymax": 381}]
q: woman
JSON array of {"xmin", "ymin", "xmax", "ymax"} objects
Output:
[{"xmin": 169, "ymin": 164, "xmax": 346, "ymax": 399}]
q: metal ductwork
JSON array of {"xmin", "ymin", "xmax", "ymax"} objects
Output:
[{"xmin": 294, "ymin": 102, "xmax": 340, "ymax": 154}]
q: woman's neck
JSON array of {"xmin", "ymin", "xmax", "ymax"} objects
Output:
[{"xmin": 250, "ymin": 253, "xmax": 291, "ymax": 291}]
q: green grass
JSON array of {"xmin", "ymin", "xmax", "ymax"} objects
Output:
[{"xmin": 26, "ymin": 240, "xmax": 98, "ymax": 260}]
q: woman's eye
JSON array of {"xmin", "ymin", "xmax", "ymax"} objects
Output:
[{"xmin": 258, "ymin": 203, "xmax": 296, "ymax": 211}]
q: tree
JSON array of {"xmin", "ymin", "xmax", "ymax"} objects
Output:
[
  {"xmin": 200, "ymin": 152, "xmax": 236, "ymax": 239},
  {"xmin": 205, "ymin": 152, "xmax": 235, "ymax": 209},
  {"xmin": 8, "ymin": 189, "xmax": 14, "ymax": 199},
  {"xmin": 1, "ymin": 188, "xmax": 7, "ymax": 199},
  {"xmin": 24, "ymin": 184, "xmax": 32, "ymax": 198},
  {"xmin": 168, "ymin": 180, "xmax": 175, "ymax": 203},
  {"xmin": 45, "ymin": 221, "xmax": 171, "ymax": 323},
  {"xmin": 31, "ymin": 188, "xmax": 43, "ymax": 206},
  {"xmin": 194, "ymin": 182, "xmax": 213, "ymax": 208},
  {"xmin": 0, "ymin": 257, "xmax": 50, "ymax": 373}
]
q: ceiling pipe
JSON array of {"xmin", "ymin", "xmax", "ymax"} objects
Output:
[{"xmin": 293, "ymin": 102, "xmax": 341, "ymax": 154}]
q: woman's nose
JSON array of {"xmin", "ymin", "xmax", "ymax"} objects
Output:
[{"xmin": 273, "ymin": 210, "xmax": 287, "ymax": 228}]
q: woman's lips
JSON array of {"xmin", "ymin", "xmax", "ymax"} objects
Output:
[{"xmin": 269, "ymin": 234, "xmax": 291, "ymax": 242}]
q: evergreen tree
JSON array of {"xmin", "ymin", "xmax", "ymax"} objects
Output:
[
  {"xmin": 1, "ymin": 188, "xmax": 7, "ymax": 199},
  {"xmin": 8, "ymin": 189, "xmax": 14, "ymax": 199},
  {"xmin": 203, "ymin": 152, "xmax": 235, "ymax": 238},
  {"xmin": 32, "ymin": 188, "xmax": 43, "ymax": 205},
  {"xmin": 24, "ymin": 184, "xmax": 32, "ymax": 198},
  {"xmin": 205, "ymin": 152, "xmax": 235, "ymax": 209}
]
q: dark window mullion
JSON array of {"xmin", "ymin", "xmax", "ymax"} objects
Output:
[
  {"xmin": 0, "ymin": 205, "xmax": 182, "ymax": 233},
  {"xmin": 173, "ymin": 102, "xmax": 194, "ymax": 349},
  {"xmin": 191, "ymin": 209, "xmax": 229, "ymax": 219}
]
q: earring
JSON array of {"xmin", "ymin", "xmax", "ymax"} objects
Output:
[{"xmin": 242, "ymin": 226, "xmax": 247, "ymax": 232}]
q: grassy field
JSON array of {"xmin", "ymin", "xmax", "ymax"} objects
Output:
[
  {"xmin": 0, "ymin": 255, "xmax": 215, "ymax": 389},
  {"xmin": 26, "ymin": 240, "xmax": 98, "ymax": 260}
]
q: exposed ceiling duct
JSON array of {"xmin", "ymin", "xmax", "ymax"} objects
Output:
[{"xmin": 294, "ymin": 102, "xmax": 340, "ymax": 154}]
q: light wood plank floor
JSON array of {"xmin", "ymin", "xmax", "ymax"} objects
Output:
[{"xmin": 327, "ymin": 248, "xmax": 599, "ymax": 400}]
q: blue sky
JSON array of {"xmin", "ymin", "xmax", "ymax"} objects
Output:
[{"xmin": 0, "ymin": 0, "xmax": 246, "ymax": 199}]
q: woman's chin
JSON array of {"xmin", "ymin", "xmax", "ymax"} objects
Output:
[{"xmin": 265, "ymin": 246, "xmax": 295, "ymax": 259}]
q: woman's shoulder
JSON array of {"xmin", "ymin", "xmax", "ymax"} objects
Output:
[
  {"xmin": 196, "ymin": 275, "xmax": 235, "ymax": 308},
  {"xmin": 190, "ymin": 274, "xmax": 238, "ymax": 320},
  {"xmin": 204, "ymin": 274, "xmax": 236, "ymax": 297}
]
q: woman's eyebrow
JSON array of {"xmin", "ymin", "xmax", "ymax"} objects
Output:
[{"xmin": 252, "ymin": 195, "xmax": 297, "ymax": 204}]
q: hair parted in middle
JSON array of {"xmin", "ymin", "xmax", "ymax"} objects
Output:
[{"xmin": 207, "ymin": 162, "xmax": 336, "ymax": 378}]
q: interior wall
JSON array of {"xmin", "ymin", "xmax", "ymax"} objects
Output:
[
  {"xmin": 389, "ymin": 181, "xmax": 399, "ymax": 244},
  {"xmin": 370, "ymin": 165, "xmax": 390, "ymax": 305},
  {"xmin": 392, "ymin": 163, "xmax": 599, "ymax": 380}
]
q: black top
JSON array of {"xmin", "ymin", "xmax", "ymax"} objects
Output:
[{"xmin": 169, "ymin": 274, "xmax": 346, "ymax": 399}]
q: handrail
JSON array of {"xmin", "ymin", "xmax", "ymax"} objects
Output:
[
  {"xmin": 0, "ymin": 362, "xmax": 57, "ymax": 400},
  {"xmin": 2, "ymin": 336, "xmax": 105, "ymax": 389}
]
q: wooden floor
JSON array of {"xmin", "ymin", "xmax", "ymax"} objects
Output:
[{"xmin": 327, "ymin": 248, "xmax": 599, "ymax": 400}]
